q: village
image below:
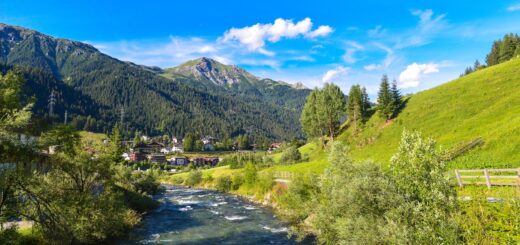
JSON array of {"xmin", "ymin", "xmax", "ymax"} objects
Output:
[{"xmin": 120, "ymin": 135, "xmax": 282, "ymax": 169}]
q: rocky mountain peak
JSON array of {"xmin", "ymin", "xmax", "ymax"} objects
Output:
[{"xmin": 171, "ymin": 57, "xmax": 257, "ymax": 86}]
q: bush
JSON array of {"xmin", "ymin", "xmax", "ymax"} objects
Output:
[
  {"xmin": 184, "ymin": 170, "xmax": 202, "ymax": 186},
  {"xmin": 315, "ymin": 142, "xmax": 402, "ymax": 244},
  {"xmin": 280, "ymin": 146, "xmax": 301, "ymax": 164},
  {"xmin": 388, "ymin": 130, "xmax": 459, "ymax": 244},
  {"xmin": 261, "ymin": 156, "xmax": 275, "ymax": 167},
  {"xmin": 169, "ymin": 176, "xmax": 184, "ymax": 185},
  {"xmin": 221, "ymin": 153, "xmax": 264, "ymax": 169},
  {"xmin": 131, "ymin": 171, "xmax": 161, "ymax": 195},
  {"xmin": 243, "ymin": 163, "xmax": 257, "ymax": 187},
  {"xmin": 120, "ymin": 186, "xmax": 160, "ymax": 213},
  {"xmin": 256, "ymin": 172, "xmax": 274, "ymax": 194},
  {"xmin": 231, "ymin": 175, "xmax": 244, "ymax": 190},
  {"xmin": 314, "ymin": 131, "xmax": 460, "ymax": 244},
  {"xmin": 215, "ymin": 176, "xmax": 232, "ymax": 192}
]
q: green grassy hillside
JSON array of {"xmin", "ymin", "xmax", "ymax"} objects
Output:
[
  {"xmin": 343, "ymin": 58, "xmax": 520, "ymax": 169},
  {"xmin": 166, "ymin": 57, "xmax": 520, "ymax": 183},
  {"xmin": 259, "ymin": 57, "xmax": 520, "ymax": 174}
]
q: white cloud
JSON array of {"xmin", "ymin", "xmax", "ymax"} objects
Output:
[
  {"xmin": 89, "ymin": 37, "xmax": 233, "ymax": 68},
  {"xmin": 395, "ymin": 9, "xmax": 447, "ymax": 49},
  {"xmin": 238, "ymin": 59, "xmax": 281, "ymax": 69},
  {"xmin": 291, "ymin": 55, "xmax": 315, "ymax": 62},
  {"xmin": 399, "ymin": 63, "xmax": 439, "ymax": 88},
  {"xmin": 508, "ymin": 3, "xmax": 520, "ymax": 11},
  {"xmin": 342, "ymin": 41, "xmax": 364, "ymax": 64},
  {"xmin": 306, "ymin": 25, "xmax": 334, "ymax": 38},
  {"xmin": 221, "ymin": 18, "xmax": 333, "ymax": 54},
  {"xmin": 363, "ymin": 64, "xmax": 382, "ymax": 71},
  {"xmin": 363, "ymin": 42, "xmax": 395, "ymax": 71},
  {"xmin": 367, "ymin": 25, "xmax": 386, "ymax": 37},
  {"xmin": 322, "ymin": 66, "xmax": 349, "ymax": 83}
]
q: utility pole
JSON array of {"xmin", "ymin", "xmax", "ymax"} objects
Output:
[
  {"xmin": 119, "ymin": 106, "xmax": 125, "ymax": 127},
  {"xmin": 119, "ymin": 106, "xmax": 125, "ymax": 140},
  {"xmin": 48, "ymin": 90, "xmax": 56, "ymax": 117}
]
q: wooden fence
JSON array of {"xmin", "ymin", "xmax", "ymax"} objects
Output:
[
  {"xmin": 454, "ymin": 168, "xmax": 520, "ymax": 188},
  {"xmin": 273, "ymin": 171, "xmax": 293, "ymax": 180}
]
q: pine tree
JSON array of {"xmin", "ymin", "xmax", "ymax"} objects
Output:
[
  {"xmin": 473, "ymin": 59, "xmax": 481, "ymax": 70},
  {"xmin": 498, "ymin": 33, "xmax": 518, "ymax": 63},
  {"xmin": 347, "ymin": 85, "xmax": 363, "ymax": 131},
  {"xmin": 361, "ymin": 86, "xmax": 371, "ymax": 118},
  {"xmin": 108, "ymin": 125, "xmax": 124, "ymax": 162},
  {"xmin": 301, "ymin": 89, "xmax": 321, "ymax": 138},
  {"xmin": 377, "ymin": 75, "xmax": 393, "ymax": 120},
  {"xmin": 391, "ymin": 79, "xmax": 402, "ymax": 116},
  {"xmin": 486, "ymin": 41, "xmax": 500, "ymax": 66},
  {"xmin": 183, "ymin": 133, "xmax": 194, "ymax": 151}
]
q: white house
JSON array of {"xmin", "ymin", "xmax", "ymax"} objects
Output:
[
  {"xmin": 172, "ymin": 144, "xmax": 184, "ymax": 153},
  {"xmin": 160, "ymin": 148, "xmax": 172, "ymax": 154}
]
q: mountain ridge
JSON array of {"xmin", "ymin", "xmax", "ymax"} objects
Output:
[{"xmin": 0, "ymin": 23, "xmax": 311, "ymax": 140}]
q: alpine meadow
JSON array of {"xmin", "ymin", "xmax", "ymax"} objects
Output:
[{"xmin": 2, "ymin": 1, "xmax": 520, "ymax": 244}]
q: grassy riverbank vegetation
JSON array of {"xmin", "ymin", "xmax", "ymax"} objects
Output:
[{"xmin": 163, "ymin": 131, "xmax": 520, "ymax": 244}]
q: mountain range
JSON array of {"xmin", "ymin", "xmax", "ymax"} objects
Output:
[{"xmin": 0, "ymin": 23, "xmax": 311, "ymax": 140}]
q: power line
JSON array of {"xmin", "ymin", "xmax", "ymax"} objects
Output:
[{"xmin": 48, "ymin": 90, "xmax": 56, "ymax": 117}]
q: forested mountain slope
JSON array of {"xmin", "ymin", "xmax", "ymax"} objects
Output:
[
  {"xmin": 163, "ymin": 57, "xmax": 310, "ymax": 114},
  {"xmin": 0, "ymin": 23, "xmax": 310, "ymax": 139}
]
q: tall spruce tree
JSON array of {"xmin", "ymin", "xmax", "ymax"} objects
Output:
[
  {"xmin": 498, "ymin": 33, "xmax": 519, "ymax": 63},
  {"xmin": 390, "ymin": 79, "xmax": 401, "ymax": 116},
  {"xmin": 183, "ymin": 133, "xmax": 195, "ymax": 151},
  {"xmin": 377, "ymin": 75, "xmax": 393, "ymax": 120},
  {"xmin": 361, "ymin": 86, "xmax": 370, "ymax": 118},
  {"xmin": 301, "ymin": 89, "xmax": 326, "ymax": 143},
  {"xmin": 347, "ymin": 85, "xmax": 363, "ymax": 131},
  {"xmin": 486, "ymin": 41, "xmax": 501, "ymax": 66}
]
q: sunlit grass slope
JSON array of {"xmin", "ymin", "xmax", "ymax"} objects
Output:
[{"xmin": 342, "ymin": 58, "xmax": 520, "ymax": 169}]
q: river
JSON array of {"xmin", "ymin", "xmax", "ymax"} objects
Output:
[{"xmin": 121, "ymin": 185, "xmax": 306, "ymax": 244}]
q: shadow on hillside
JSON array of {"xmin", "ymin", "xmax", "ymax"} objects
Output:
[{"xmin": 392, "ymin": 96, "xmax": 410, "ymax": 119}]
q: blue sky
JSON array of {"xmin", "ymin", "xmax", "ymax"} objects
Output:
[{"xmin": 2, "ymin": 0, "xmax": 520, "ymax": 96}]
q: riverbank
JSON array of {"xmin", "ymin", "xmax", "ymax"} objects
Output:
[{"xmin": 159, "ymin": 169, "xmax": 318, "ymax": 243}]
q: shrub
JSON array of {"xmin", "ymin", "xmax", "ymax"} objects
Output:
[
  {"xmin": 256, "ymin": 172, "xmax": 274, "ymax": 194},
  {"xmin": 215, "ymin": 176, "xmax": 232, "ymax": 192},
  {"xmin": 169, "ymin": 176, "xmax": 184, "ymax": 185},
  {"xmin": 280, "ymin": 146, "xmax": 301, "ymax": 164},
  {"xmin": 388, "ymin": 130, "xmax": 459, "ymax": 244},
  {"xmin": 261, "ymin": 156, "xmax": 275, "ymax": 167},
  {"xmin": 314, "ymin": 131, "xmax": 460, "ymax": 244},
  {"xmin": 132, "ymin": 171, "xmax": 161, "ymax": 195},
  {"xmin": 231, "ymin": 175, "xmax": 244, "ymax": 190},
  {"xmin": 184, "ymin": 170, "xmax": 202, "ymax": 186},
  {"xmin": 315, "ymin": 142, "xmax": 402, "ymax": 244},
  {"xmin": 243, "ymin": 163, "xmax": 257, "ymax": 187},
  {"xmin": 221, "ymin": 153, "xmax": 265, "ymax": 169}
]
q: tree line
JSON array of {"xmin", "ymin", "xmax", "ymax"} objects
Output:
[
  {"xmin": 301, "ymin": 76, "xmax": 402, "ymax": 142},
  {"xmin": 462, "ymin": 33, "xmax": 520, "ymax": 76}
]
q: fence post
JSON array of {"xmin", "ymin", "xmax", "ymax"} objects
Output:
[
  {"xmin": 455, "ymin": 170, "xmax": 463, "ymax": 188},
  {"xmin": 517, "ymin": 168, "xmax": 520, "ymax": 186},
  {"xmin": 484, "ymin": 169, "xmax": 491, "ymax": 189}
]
